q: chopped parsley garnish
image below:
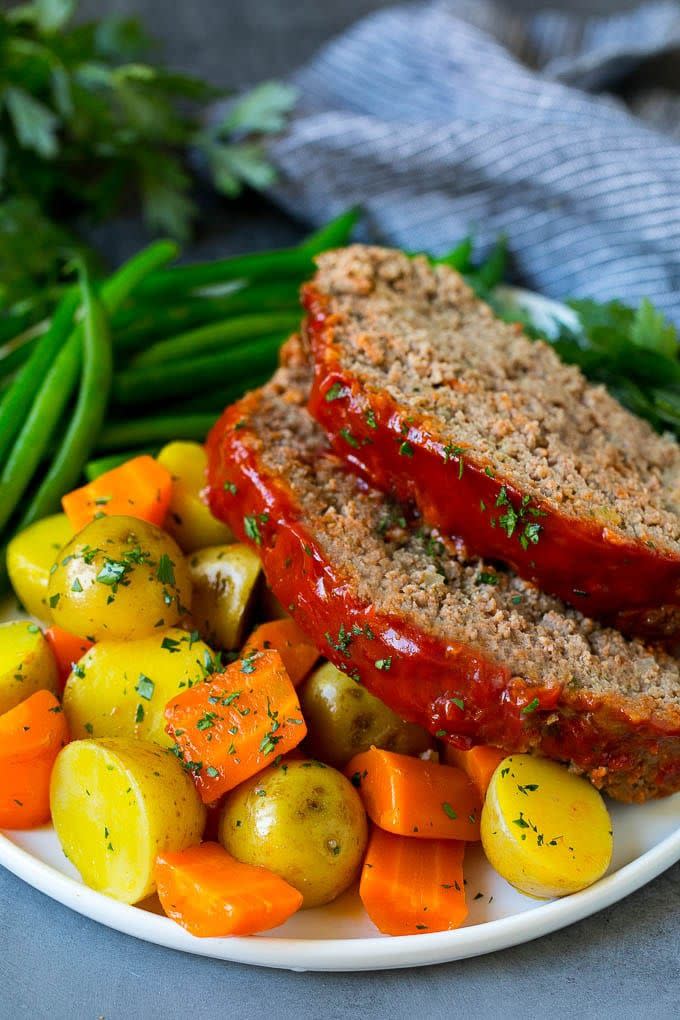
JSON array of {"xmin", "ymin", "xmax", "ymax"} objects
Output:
[
  {"xmin": 156, "ymin": 554, "xmax": 176, "ymax": 586},
  {"xmin": 196, "ymin": 712, "xmax": 217, "ymax": 731},
  {"xmin": 135, "ymin": 674, "xmax": 155, "ymax": 701},
  {"xmin": 365, "ymin": 408, "xmax": 377, "ymax": 429},
  {"xmin": 96, "ymin": 559, "xmax": 129, "ymax": 587},
  {"xmin": 442, "ymin": 802, "xmax": 458, "ymax": 820},
  {"xmin": 375, "ymin": 657, "xmax": 392, "ymax": 671},
  {"xmin": 521, "ymin": 697, "xmax": 540, "ymax": 715},
  {"xmin": 135, "ymin": 704, "xmax": 145, "ymax": 723},
  {"xmin": 223, "ymin": 481, "xmax": 238, "ymax": 494},
  {"xmin": 48, "ymin": 593, "xmax": 60, "ymax": 608},
  {"xmin": 475, "ymin": 571, "xmax": 498, "ymax": 586},
  {"xmin": 451, "ymin": 697, "xmax": 465, "ymax": 712},
  {"xmin": 325, "ymin": 382, "xmax": 347, "ymax": 402},
  {"xmin": 339, "ymin": 427, "xmax": 360, "ymax": 449},
  {"xmin": 398, "ymin": 440, "xmax": 414, "ymax": 457},
  {"xmin": 244, "ymin": 514, "xmax": 262, "ymax": 545},
  {"xmin": 71, "ymin": 578, "xmax": 83, "ymax": 593},
  {"xmin": 206, "ymin": 766, "xmax": 220, "ymax": 779},
  {"xmin": 161, "ymin": 636, "xmax": 182, "ymax": 654}
]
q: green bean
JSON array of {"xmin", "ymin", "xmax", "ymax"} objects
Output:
[
  {"xmin": 0, "ymin": 241, "xmax": 178, "ymax": 533},
  {"xmin": 0, "ymin": 289, "xmax": 79, "ymax": 465},
  {"xmin": 20, "ymin": 271, "xmax": 113, "ymax": 528},
  {"xmin": 171, "ymin": 373, "xmax": 270, "ymax": 414},
  {"xmin": 114, "ymin": 333, "xmax": 285, "ymax": 405},
  {"xmin": 85, "ymin": 448, "xmax": 156, "ymax": 482},
  {"xmin": 96, "ymin": 415, "xmax": 217, "ymax": 451},
  {"xmin": 131, "ymin": 311, "xmax": 301, "ymax": 367},
  {"xmin": 300, "ymin": 208, "xmax": 360, "ymax": 251},
  {"xmin": 111, "ymin": 281, "xmax": 301, "ymax": 352},
  {"xmin": 135, "ymin": 247, "xmax": 314, "ymax": 300}
]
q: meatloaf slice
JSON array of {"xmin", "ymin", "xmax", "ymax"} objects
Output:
[
  {"xmin": 206, "ymin": 338, "xmax": 680, "ymax": 802},
  {"xmin": 302, "ymin": 245, "xmax": 680, "ymax": 639}
]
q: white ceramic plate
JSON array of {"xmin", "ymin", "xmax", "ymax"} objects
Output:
[{"xmin": 1, "ymin": 288, "xmax": 679, "ymax": 971}]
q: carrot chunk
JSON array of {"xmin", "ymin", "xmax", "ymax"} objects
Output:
[
  {"xmin": 61, "ymin": 455, "xmax": 172, "ymax": 532},
  {"xmin": 0, "ymin": 690, "xmax": 69, "ymax": 828},
  {"xmin": 155, "ymin": 842, "xmax": 303, "ymax": 936},
  {"xmin": 443, "ymin": 745, "xmax": 506, "ymax": 799},
  {"xmin": 165, "ymin": 649, "xmax": 307, "ymax": 803},
  {"xmin": 44, "ymin": 626, "xmax": 94, "ymax": 692},
  {"xmin": 346, "ymin": 747, "xmax": 481, "ymax": 840},
  {"xmin": 244, "ymin": 618, "xmax": 318, "ymax": 687},
  {"xmin": 360, "ymin": 826, "xmax": 467, "ymax": 936}
]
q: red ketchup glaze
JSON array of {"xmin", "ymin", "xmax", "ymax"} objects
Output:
[
  {"xmin": 207, "ymin": 397, "xmax": 680, "ymax": 802},
  {"xmin": 302, "ymin": 284, "xmax": 680, "ymax": 641}
]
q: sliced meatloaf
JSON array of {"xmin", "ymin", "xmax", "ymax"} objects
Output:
[
  {"xmin": 206, "ymin": 338, "xmax": 680, "ymax": 802},
  {"xmin": 302, "ymin": 245, "xmax": 680, "ymax": 639}
]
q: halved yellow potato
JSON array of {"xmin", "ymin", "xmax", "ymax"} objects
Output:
[
  {"xmin": 63, "ymin": 627, "xmax": 215, "ymax": 747},
  {"xmin": 50, "ymin": 737, "xmax": 206, "ymax": 903},
  {"xmin": 47, "ymin": 515, "xmax": 192, "ymax": 641},
  {"xmin": 6, "ymin": 514, "xmax": 73, "ymax": 620},
  {"xmin": 0, "ymin": 621, "xmax": 58, "ymax": 714},
  {"xmin": 157, "ymin": 442, "xmax": 232, "ymax": 553},
  {"xmin": 481, "ymin": 754, "xmax": 613, "ymax": 898},
  {"xmin": 188, "ymin": 543, "xmax": 261, "ymax": 649}
]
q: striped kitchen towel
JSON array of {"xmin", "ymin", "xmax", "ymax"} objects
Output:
[{"xmin": 265, "ymin": 0, "xmax": 680, "ymax": 320}]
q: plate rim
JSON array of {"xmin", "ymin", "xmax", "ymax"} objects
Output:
[
  {"xmin": 2, "ymin": 822, "xmax": 679, "ymax": 971},
  {"xmin": 1, "ymin": 286, "xmax": 678, "ymax": 971}
]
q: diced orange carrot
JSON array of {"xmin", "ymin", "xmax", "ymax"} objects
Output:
[
  {"xmin": 346, "ymin": 747, "xmax": 481, "ymax": 840},
  {"xmin": 0, "ymin": 690, "xmax": 69, "ymax": 829},
  {"xmin": 360, "ymin": 826, "xmax": 467, "ymax": 936},
  {"xmin": 443, "ymin": 745, "xmax": 506, "ymax": 799},
  {"xmin": 155, "ymin": 842, "xmax": 303, "ymax": 936},
  {"xmin": 44, "ymin": 626, "xmax": 94, "ymax": 692},
  {"xmin": 244, "ymin": 618, "xmax": 318, "ymax": 687},
  {"xmin": 165, "ymin": 649, "xmax": 307, "ymax": 803},
  {"xmin": 61, "ymin": 455, "xmax": 172, "ymax": 532}
]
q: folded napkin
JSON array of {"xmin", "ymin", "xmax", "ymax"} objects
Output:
[{"xmin": 264, "ymin": 0, "xmax": 680, "ymax": 320}]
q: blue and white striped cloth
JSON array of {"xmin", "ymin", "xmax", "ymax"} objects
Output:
[{"xmin": 266, "ymin": 0, "xmax": 680, "ymax": 321}]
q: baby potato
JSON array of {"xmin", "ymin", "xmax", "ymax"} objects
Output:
[
  {"xmin": 7, "ymin": 514, "xmax": 73, "ymax": 620},
  {"xmin": 219, "ymin": 759, "xmax": 367, "ymax": 908},
  {"xmin": 0, "ymin": 621, "xmax": 58, "ymax": 714},
  {"xmin": 63, "ymin": 627, "xmax": 215, "ymax": 747},
  {"xmin": 188, "ymin": 543, "xmax": 261, "ymax": 649},
  {"xmin": 481, "ymin": 754, "xmax": 613, "ymax": 898},
  {"xmin": 50, "ymin": 737, "xmax": 206, "ymax": 903},
  {"xmin": 157, "ymin": 442, "xmax": 233, "ymax": 553},
  {"xmin": 47, "ymin": 515, "xmax": 192, "ymax": 641},
  {"xmin": 300, "ymin": 662, "xmax": 432, "ymax": 767}
]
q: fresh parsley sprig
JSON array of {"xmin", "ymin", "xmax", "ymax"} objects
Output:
[{"xmin": 0, "ymin": 0, "xmax": 297, "ymax": 310}]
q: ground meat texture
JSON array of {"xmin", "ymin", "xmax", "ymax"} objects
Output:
[
  {"xmin": 206, "ymin": 340, "xmax": 680, "ymax": 803},
  {"xmin": 302, "ymin": 245, "xmax": 680, "ymax": 639}
]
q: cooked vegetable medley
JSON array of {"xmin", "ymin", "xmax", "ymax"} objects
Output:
[{"xmin": 0, "ymin": 426, "xmax": 614, "ymax": 938}]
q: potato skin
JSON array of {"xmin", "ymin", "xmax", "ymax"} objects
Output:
[
  {"xmin": 219, "ymin": 759, "xmax": 368, "ymax": 908},
  {"xmin": 47, "ymin": 515, "xmax": 192, "ymax": 641},
  {"xmin": 0, "ymin": 621, "xmax": 58, "ymax": 714},
  {"xmin": 300, "ymin": 662, "xmax": 432, "ymax": 767},
  {"xmin": 481, "ymin": 754, "xmax": 613, "ymax": 898},
  {"xmin": 50, "ymin": 737, "xmax": 206, "ymax": 903},
  {"xmin": 188, "ymin": 543, "xmax": 261, "ymax": 649},
  {"xmin": 157, "ymin": 441, "xmax": 233, "ymax": 553},
  {"xmin": 7, "ymin": 514, "xmax": 73, "ymax": 620},
  {"xmin": 63, "ymin": 627, "xmax": 215, "ymax": 747}
]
